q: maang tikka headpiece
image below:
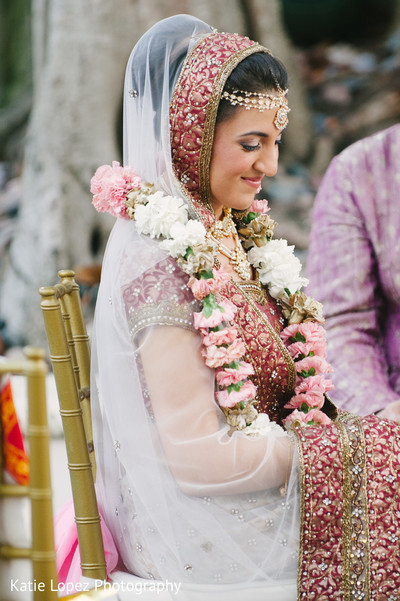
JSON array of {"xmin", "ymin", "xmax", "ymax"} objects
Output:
[{"xmin": 221, "ymin": 86, "xmax": 290, "ymax": 131}]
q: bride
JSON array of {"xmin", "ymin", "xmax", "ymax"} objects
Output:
[{"xmin": 89, "ymin": 14, "xmax": 400, "ymax": 599}]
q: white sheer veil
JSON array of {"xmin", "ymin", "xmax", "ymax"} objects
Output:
[
  {"xmin": 91, "ymin": 14, "xmax": 299, "ymax": 594},
  {"xmin": 123, "ymin": 14, "xmax": 212, "ymax": 204}
]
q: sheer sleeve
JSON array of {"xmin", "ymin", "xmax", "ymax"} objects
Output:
[{"xmin": 138, "ymin": 324, "xmax": 292, "ymax": 496}]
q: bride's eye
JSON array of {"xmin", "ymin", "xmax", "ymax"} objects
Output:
[{"xmin": 241, "ymin": 143, "xmax": 261, "ymax": 152}]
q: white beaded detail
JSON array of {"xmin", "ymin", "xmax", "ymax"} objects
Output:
[{"xmin": 221, "ymin": 87, "xmax": 290, "ymax": 130}]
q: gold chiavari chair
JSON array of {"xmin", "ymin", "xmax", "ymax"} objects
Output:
[
  {"xmin": 0, "ymin": 347, "xmax": 58, "ymax": 601},
  {"xmin": 39, "ymin": 270, "xmax": 107, "ymax": 584}
]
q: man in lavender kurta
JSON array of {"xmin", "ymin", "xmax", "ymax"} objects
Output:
[{"xmin": 306, "ymin": 124, "xmax": 400, "ymax": 420}]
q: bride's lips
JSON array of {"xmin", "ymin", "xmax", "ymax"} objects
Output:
[{"xmin": 242, "ymin": 177, "xmax": 263, "ymax": 189}]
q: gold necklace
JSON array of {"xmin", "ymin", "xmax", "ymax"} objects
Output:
[
  {"xmin": 208, "ymin": 207, "xmax": 236, "ymax": 240},
  {"xmin": 208, "ymin": 208, "xmax": 252, "ymax": 280},
  {"xmin": 218, "ymin": 232, "xmax": 253, "ymax": 280}
]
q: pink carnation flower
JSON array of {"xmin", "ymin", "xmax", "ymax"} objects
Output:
[
  {"xmin": 215, "ymin": 362, "xmax": 254, "ymax": 387},
  {"xmin": 294, "ymin": 374, "xmax": 334, "ymax": 396},
  {"xmin": 188, "ymin": 268, "xmax": 230, "ymax": 301},
  {"xmin": 250, "ymin": 199, "xmax": 270, "ymax": 214},
  {"xmin": 188, "ymin": 278, "xmax": 215, "ymax": 301},
  {"xmin": 90, "ymin": 161, "xmax": 141, "ymax": 219},
  {"xmin": 216, "ymin": 380, "xmax": 257, "ymax": 408},
  {"xmin": 202, "ymin": 338, "xmax": 246, "ymax": 368},
  {"xmin": 284, "ymin": 391, "xmax": 325, "ymax": 410},
  {"xmin": 283, "ymin": 408, "xmax": 331, "ymax": 428},
  {"xmin": 193, "ymin": 299, "xmax": 237, "ymax": 330},
  {"xmin": 211, "ymin": 268, "xmax": 231, "ymax": 292},
  {"xmin": 283, "ymin": 409, "xmax": 310, "ymax": 428},
  {"xmin": 281, "ymin": 322, "xmax": 326, "ymax": 347},
  {"xmin": 287, "ymin": 340, "xmax": 319, "ymax": 360},
  {"xmin": 218, "ymin": 299, "xmax": 237, "ymax": 321},
  {"xmin": 295, "ymin": 355, "xmax": 333, "ymax": 376},
  {"xmin": 193, "ymin": 308, "xmax": 225, "ymax": 329},
  {"xmin": 305, "ymin": 409, "xmax": 331, "ymax": 425},
  {"xmin": 297, "ymin": 338, "xmax": 326, "ymax": 358},
  {"xmin": 201, "ymin": 326, "xmax": 238, "ymax": 347}
]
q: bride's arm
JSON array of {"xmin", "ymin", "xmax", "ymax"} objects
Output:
[{"xmin": 138, "ymin": 324, "xmax": 293, "ymax": 496}]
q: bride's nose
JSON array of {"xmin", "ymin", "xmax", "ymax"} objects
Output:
[{"xmin": 254, "ymin": 146, "xmax": 279, "ymax": 177}]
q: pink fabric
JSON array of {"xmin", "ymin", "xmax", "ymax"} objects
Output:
[
  {"xmin": 55, "ymin": 498, "xmax": 119, "ymax": 590},
  {"xmin": 307, "ymin": 125, "xmax": 400, "ymax": 414}
]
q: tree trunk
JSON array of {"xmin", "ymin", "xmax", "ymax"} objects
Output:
[{"xmin": 0, "ymin": 0, "xmax": 161, "ymax": 345}]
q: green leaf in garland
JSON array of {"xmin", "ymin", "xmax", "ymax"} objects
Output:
[
  {"xmin": 227, "ymin": 381, "xmax": 244, "ymax": 394},
  {"xmin": 242, "ymin": 211, "xmax": 259, "ymax": 225},
  {"xmin": 202, "ymin": 293, "xmax": 218, "ymax": 318},
  {"xmin": 300, "ymin": 402, "xmax": 309, "ymax": 413},
  {"xmin": 211, "ymin": 324, "xmax": 225, "ymax": 332},
  {"xmin": 284, "ymin": 287, "xmax": 291, "ymax": 297},
  {"xmin": 298, "ymin": 367, "xmax": 316, "ymax": 378},
  {"xmin": 227, "ymin": 360, "xmax": 240, "ymax": 369},
  {"xmin": 202, "ymin": 294, "xmax": 226, "ymax": 319},
  {"xmin": 184, "ymin": 246, "xmax": 194, "ymax": 260},
  {"xmin": 199, "ymin": 269, "xmax": 214, "ymax": 280}
]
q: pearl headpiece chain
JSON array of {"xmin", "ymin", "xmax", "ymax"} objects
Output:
[{"xmin": 221, "ymin": 87, "xmax": 290, "ymax": 130}]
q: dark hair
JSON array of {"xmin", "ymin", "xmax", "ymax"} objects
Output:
[{"xmin": 216, "ymin": 52, "xmax": 288, "ymax": 123}]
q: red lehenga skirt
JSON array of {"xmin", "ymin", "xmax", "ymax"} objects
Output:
[{"xmin": 295, "ymin": 412, "xmax": 400, "ymax": 600}]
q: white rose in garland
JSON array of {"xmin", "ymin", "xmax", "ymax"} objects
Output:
[
  {"xmin": 242, "ymin": 413, "xmax": 287, "ymax": 437},
  {"xmin": 247, "ymin": 239, "xmax": 309, "ymax": 301},
  {"xmin": 135, "ymin": 191, "xmax": 188, "ymax": 238},
  {"xmin": 160, "ymin": 220, "xmax": 207, "ymax": 258}
]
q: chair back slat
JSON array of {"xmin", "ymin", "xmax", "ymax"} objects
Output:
[
  {"xmin": 0, "ymin": 347, "xmax": 58, "ymax": 600},
  {"xmin": 39, "ymin": 278, "xmax": 106, "ymax": 581},
  {"xmin": 57, "ymin": 270, "xmax": 95, "ymax": 475},
  {"xmin": 54, "ymin": 282, "xmax": 81, "ymax": 390}
]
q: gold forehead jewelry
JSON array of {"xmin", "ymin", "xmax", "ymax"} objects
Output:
[{"xmin": 221, "ymin": 87, "xmax": 290, "ymax": 130}]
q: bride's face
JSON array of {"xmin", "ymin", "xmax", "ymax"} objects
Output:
[{"xmin": 209, "ymin": 105, "xmax": 282, "ymax": 219}]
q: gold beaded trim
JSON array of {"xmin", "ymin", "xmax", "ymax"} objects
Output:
[{"xmin": 336, "ymin": 413, "xmax": 371, "ymax": 600}]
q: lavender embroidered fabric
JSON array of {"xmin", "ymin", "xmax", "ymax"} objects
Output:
[{"xmin": 306, "ymin": 124, "xmax": 400, "ymax": 415}]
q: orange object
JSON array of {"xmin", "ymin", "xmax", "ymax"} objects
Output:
[{"xmin": 1, "ymin": 377, "xmax": 29, "ymax": 484}]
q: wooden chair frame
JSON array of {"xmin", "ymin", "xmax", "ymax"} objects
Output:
[
  {"xmin": 0, "ymin": 347, "xmax": 58, "ymax": 600},
  {"xmin": 39, "ymin": 270, "xmax": 107, "ymax": 582}
]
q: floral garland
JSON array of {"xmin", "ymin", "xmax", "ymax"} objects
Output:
[{"xmin": 91, "ymin": 161, "xmax": 334, "ymax": 434}]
